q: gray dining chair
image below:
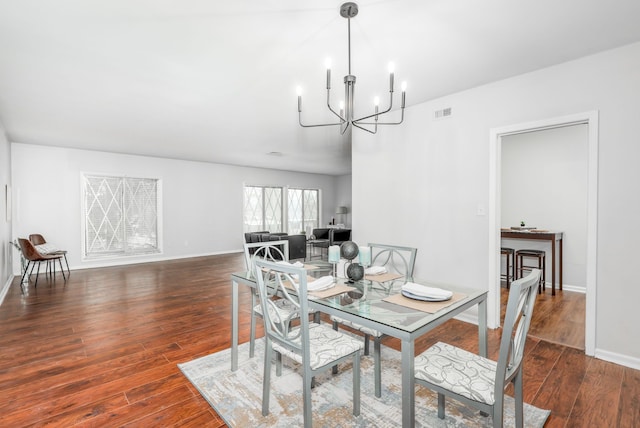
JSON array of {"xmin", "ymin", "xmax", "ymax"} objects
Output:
[
  {"xmin": 331, "ymin": 243, "xmax": 418, "ymax": 397},
  {"xmin": 414, "ymin": 268, "xmax": 541, "ymax": 427},
  {"xmin": 244, "ymin": 241, "xmax": 321, "ymax": 358},
  {"xmin": 254, "ymin": 259, "xmax": 364, "ymax": 427}
]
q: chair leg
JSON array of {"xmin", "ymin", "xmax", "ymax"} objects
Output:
[
  {"xmin": 59, "ymin": 258, "xmax": 67, "ymax": 281},
  {"xmin": 302, "ymin": 367, "xmax": 313, "ymax": 427},
  {"xmin": 262, "ymin": 339, "xmax": 272, "ymax": 416},
  {"xmin": 63, "ymin": 254, "xmax": 70, "ymax": 276},
  {"xmin": 19, "ymin": 261, "xmax": 31, "ymax": 286},
  {"xmin": 374, "ymin": 336, "xmax": 382, "ymax": 398},
  {"xmin": 250, "ymin": 293, "xmax": 257, "ymax": 358},
  {"xmin": 34, "ymin": 262, "xmax": 42, "ymax": 287},
  {"xmin": 363, "ymin": 333, "xmax": 371, "ymax": 356},
  {"xmin": 276, "ymin": 351, "xmax": 282, "ymax": 377},
  {"xmin": 493, "ymin": 393, "xmax": 505, "ymax": 428},
  {"xmin": 353, "ymin": 351, "xmax": 361, "ymax": 417},
  {"xmin": 332, "ymin": 320, "xmax": 339, "ymax": 374},
  {"xmin": 437, "ymin": 392, "xmax": 445, "ymax": 419},
  {"xmin": 514, "ymin": 370, "xmax": 524, "ymax": 428}
]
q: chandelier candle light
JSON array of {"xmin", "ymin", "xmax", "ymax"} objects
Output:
[{"xmin": 297, "ymin": 2, "xmax": 407, "ymax": 134}]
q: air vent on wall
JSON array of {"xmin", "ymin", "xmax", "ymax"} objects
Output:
[{"xmin": 434, "ymin": 107, "xmax": 452, "ymax": 120}]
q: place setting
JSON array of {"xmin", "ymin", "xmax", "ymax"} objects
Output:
[{"xmin": 383, "ymin": 281, "xmax": 467, "ymax": 313}]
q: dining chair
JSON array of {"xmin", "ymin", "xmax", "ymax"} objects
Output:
[
  {"xmin": 17, "ymin": 238, "xmax": 67, "ymax": 287},
  {"xmin": 414, "ymin": 268, "xmax": 541, "ymax": 427},
  {"xmin": 29, "ymin": 233, "xmax": 70, "ymax": 276},
  {"xmin": 254, "ymin": 259, "xmax": 364, "ymax": 427},
  {"xmin": 244, "ymin": 241, "xmax": 320, "ymax": 358},
  {"xmin": 331, "ymin": 243, "xmax": 418, "ymax": 397},
  {"xmin": 368, "ymin": 243, "xmax": 418, "ymax": 281}
]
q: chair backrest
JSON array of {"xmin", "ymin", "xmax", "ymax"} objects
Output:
[
  {"xmin": 18, "ymin": 238, "xmax": 46, "ymax": 262},
  {"xmin": 368, "ymin": 243, "xmax": 418, "ymax": 280},
  {"xmin": 330, "ymin": 229, "xmax": 351, "ymax": 245},
  {"xmin": 495, "ymin": 268, "xmax": 541, "ymax": 395},
  {"xmin": 29, "ymin": 234, "xmax": 47, "ymax": 245},
  {"xmin": 243, "ymin": 240, "xmax": 289, "ymax": 275},
  {"xmin": 312, "ymin": 228, "xmax": 330, "ymax": 240},
  {"xmin": 254, "ymin": 259, "xmax": 309, "ymax": 357}
]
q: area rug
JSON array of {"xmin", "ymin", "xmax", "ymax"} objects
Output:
[{"xmin": 179, "ymin": 340, "xmax": 550, "ymax": 427}]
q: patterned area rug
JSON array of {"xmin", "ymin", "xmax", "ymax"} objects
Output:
[{"xmin": 179, "ymin": 340, "xmax": 550, "ymax": 427}]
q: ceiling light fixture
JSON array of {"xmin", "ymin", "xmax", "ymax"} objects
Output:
[{"xmin": 297, "ymin": 2, "xmax": 407, "ymax": 135}]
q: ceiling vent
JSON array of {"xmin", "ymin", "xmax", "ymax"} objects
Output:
[{"xmin": 434, "ymin": 107, "xmax": 452, "ymax": 120}]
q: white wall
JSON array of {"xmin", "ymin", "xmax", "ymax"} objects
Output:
[
  {"xmin": 0, "ymin": 122, "xmax": 12, "ymax": 302},
  {"xmin": 501, "ymin": 125, "xmax": 588, "ymax": 290},
  {"xmin": 11, "ymin": 143, "xmax": 342, "ymax": 271},
  {"xmin": 334, "ymin": 174, "xmax": 352, "ymax": 228},
  {"xmin": 353, "ymin": 41, "xmax": 640, "ymax": 367}
]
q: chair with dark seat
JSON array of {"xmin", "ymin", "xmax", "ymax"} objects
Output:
[
  {"xmin": 29, "ymin": 233, "xmax": 70, "ymax": 276},
  {"xmin": 254, "ymin": 259, "xmax": 363, "ymax": 427},
  {"xmin": 414, "ymin": 269, "xmax": 541, "ymax": 428},
  {"xmin": 309, "ymin": 228, "xmax": 331, "ymax": 260},
  {"xmin": 515, "ymin": 249, "xmax": 545, "ymax": 293},
  {"xmin": 500, "ymin": 247, "xmax": 515, "ymax": 289},
  {"xmin": 18, "ymin": 238, "xmax": 67, "ymax": 287},
  {"xmin": 329, "ymin": 228, "xmax": 351, "ymax": 246}
]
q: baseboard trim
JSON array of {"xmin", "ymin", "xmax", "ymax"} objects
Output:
[
  {"xmin": 0, "ymin": 275, "xmax": 13, "ymax": 307},
  {"xmin": 70, "ymin": 249, "xmax": 244, "ymax": 272},
  {"xmin": 595, "ymin": 348, "xmax": 640, "ymax": 371},
  {"xmin": 542, "ymin": 281, "xmax": 586, "ymax": 294}
]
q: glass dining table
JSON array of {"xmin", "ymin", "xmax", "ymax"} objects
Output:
[{"xmin": 230, "ymin": 262, "xmax": 488, "ymax": 428}]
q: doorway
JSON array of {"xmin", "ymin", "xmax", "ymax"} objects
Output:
[
  {"xmin": 488, "ymin": 111, "xmax": 599, "ymax": 356},
  {"xmin": 501, "ymin": 124, "xmax": 588, "ymax": 349}
]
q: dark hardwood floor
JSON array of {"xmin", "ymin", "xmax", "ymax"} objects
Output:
[
  {"xmin": 501, "ymin": 282, "xmax": 586, "ymax": 350},
  {"xmin": 0, "ymin": 253, "xmax": 638, "ymax": 427}
]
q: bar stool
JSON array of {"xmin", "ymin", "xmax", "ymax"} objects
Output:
[
  {"xmin": 500, "ymin": 247, "xmax": 515, "ymax": 289},
  {"xmin": 515, "ymin": 249, "xmax": 546, "ymax": 293}
]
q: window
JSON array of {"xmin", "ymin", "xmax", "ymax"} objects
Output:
[
  {"xmin": 83, "ymin": 174, "xmax": 160, "ymax": 258},
  {"xmin": 243, "ymin": 185, "xmax": 319, "ymax": 233},
  {"xmin": 287, "ymin": 188, "xmax": 319, "ymax": 233},
  {"xmin": 243, "ymin": 186, "xmax": 283, "ymax": 232}
]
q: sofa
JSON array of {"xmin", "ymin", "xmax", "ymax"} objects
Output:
[{"xmin": 243, "ymin": 231, "xmax": 307, "ymax": 260}]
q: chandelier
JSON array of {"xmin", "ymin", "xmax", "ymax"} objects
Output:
[{"xmin": 297, "ymin": 2, "xmax": 407, "ymax": 134}]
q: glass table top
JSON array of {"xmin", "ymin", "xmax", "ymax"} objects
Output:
[{"xmin": 232, "ymin": 261, "xmax": 486, "ymax": 335}]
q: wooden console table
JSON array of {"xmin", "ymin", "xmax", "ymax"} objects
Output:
[{"xmin": 501, "ymin": 229, "xmax": 563, "ymax": 295}]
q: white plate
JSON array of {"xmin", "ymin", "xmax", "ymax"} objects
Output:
[{"xmin": 401, "ymin": 290, "xmax": 451, "ymax": 302}]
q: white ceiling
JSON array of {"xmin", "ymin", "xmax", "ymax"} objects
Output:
[{"xmin": 1, "ymin": 0, "xmax": 640, "ymax": 175}]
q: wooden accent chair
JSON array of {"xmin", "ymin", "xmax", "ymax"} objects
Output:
[
  {"xmin": 29, "ymin": 233, "xmax": 70, "ymax": 276},
  {"xmin": 18, "ymin": 238, "xmax": 67, "ymax": 287}
]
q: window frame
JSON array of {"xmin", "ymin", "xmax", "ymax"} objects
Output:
[
  {"xmin": 287, "ymin": 187, "xmax": 320, "ymax": 234},
  {"xmin": 81, "ymin": 172, "xmax": 163, "ymax": 260},
  {"xmin": 243, "ymin": 185, "xmax": 321, "ymax": 234}
]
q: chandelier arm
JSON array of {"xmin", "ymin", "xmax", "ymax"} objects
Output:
[
  {"xmin": 354, "ymin": 108, "xmax": 404, "ymax": 126},
  {"xmin": 351, "ymin": 121, "xmax": 377, "ymax": 134},
  {"xmin": 298, "ymin": 113, "xmax": 343, "ymax": 128},
  {"xmin": 353, "ymin": 91, "xmax": 394, "ymax": 122}
]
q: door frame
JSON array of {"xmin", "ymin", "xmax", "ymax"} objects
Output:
[{"xmin": 488, "ymin": 111, "xmax": 598, "ymax": 355}]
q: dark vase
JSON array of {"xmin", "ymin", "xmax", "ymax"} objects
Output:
[
  {"xmin": 340, "ymin": 241, "xmax": 359, "ymax": 260},
  {"xmin": 347, "ymin": 263, "xmax": 365, "ymax": 281}
]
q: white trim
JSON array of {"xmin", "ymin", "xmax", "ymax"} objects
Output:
[
  {"xmin": 0, "ymin": 275, "xmax": 13, "ymax": 306},
  {"xmin": 489, "ymin": 111, "xmax": 598, "ymax": 356},
  {"xmin": 595, "ymin": 348, "xmax": 640, "ymax": 371},
  {"xmin": 67, "ymin": 249, "xmax": 244, "ymax": 271}
]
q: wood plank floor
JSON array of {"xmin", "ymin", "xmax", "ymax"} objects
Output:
[{"xmin": 0, "ymin": 253, "xmax": 638, "ymax": 427}]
